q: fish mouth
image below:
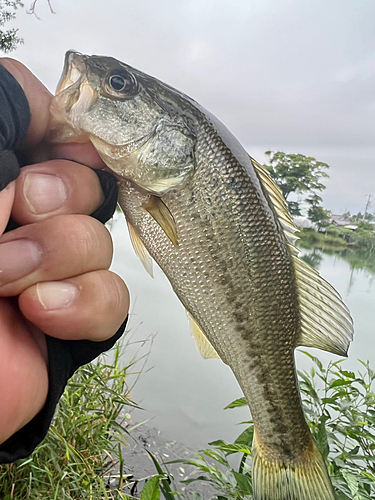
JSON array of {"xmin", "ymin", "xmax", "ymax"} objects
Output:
[
  {"xmin": 56, "ymin": 50, "xmax": 87, "ymax": 95},
  {"xmin": 49, "ymin": 50, "xmax": 97, "ymax": 142}
]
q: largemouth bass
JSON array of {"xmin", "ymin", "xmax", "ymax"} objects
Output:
[{"xmin": 50, "ymin": 51, "xmax": 353, "ymax": 500}]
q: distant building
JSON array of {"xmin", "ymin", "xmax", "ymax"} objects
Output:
[
  {"xmin": 329, "ymin": 214, "xmax": 359, "ymax": 231},
  {"xmin": 293, "ymin": 216, "xmax": 317, "ymax": 230},
  {"xmin": 330, "ymin": 214, "xmax": 352, "ymax": 226}
]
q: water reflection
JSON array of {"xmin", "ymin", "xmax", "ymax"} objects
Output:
[
  {"xmin": 299, "ymin": 241, "xmax": 375, "ymax": 295},
  {"xmin": 300, "ymin": 249, "xmax": 323, "ymax": 270},
  {"xmin": 299, "ymin": 240, "xmax": 375, "ymax": 276}
]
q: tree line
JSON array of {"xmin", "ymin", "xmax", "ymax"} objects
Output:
[{"xmin": 263, "ymin": 150, "xmax": 332, "ymax": 229}]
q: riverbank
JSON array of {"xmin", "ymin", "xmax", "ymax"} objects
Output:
[
  {"xmin": 114, "ymin": 422, "xmax": 216, "ymax": 498},
  {"xmin": 298, "ymin": 224, "xmax": 374, "ymax": 253},
  {"xmin": 298, "ymin": 227, "xmax": 350, "ymax": 251},
  {"xmin": 2, "ymin": 309, "xmax": 375, "ymax": 498},
  {"xmin": 297, "ymin": 226, "xmax": 375, "ymax": 275}
]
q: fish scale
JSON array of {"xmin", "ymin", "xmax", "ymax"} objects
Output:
[{"xmin": 50, "ymin": 50, "xmax": 354, "ymax": 499}]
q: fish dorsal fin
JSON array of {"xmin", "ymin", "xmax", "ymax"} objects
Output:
[
  {"xmin": 142, "ymin": 196, "xmax": 179, "ymax": 247},
  {"xmin": 127, "ymin": 220, "xmax": 154, "ymax": 277},
  {"xmin": 250, "ymin": 157, "xmax": 299, "ymax": 246},
  {"xmin": 187, "ymin": 312, "xmax": 223, "ymax": 361},
  {"xmin": 293, "ymin": 255, "xmax": 353, "ymax": 356},
  {"xmin": 250, "ymin": 156, "xmax": 353, "ymax": 356}
]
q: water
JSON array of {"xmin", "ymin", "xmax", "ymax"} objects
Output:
[{"xmin": 108, "ymin": 213, "xmax": 375, "ymax": 450}]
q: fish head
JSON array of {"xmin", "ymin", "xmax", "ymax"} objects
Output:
[{"xmin": 50, "ymin": 50, "xmax": 197, "ymax": 195}]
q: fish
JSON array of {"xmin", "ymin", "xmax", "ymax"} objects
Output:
[{"xmin": 49, "ymin": 50, "xmax": 353, "ymax": 500}]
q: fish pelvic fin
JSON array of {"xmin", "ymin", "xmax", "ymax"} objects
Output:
[
  {"xmin": 187, "ymin": 312, "xmax": 223, "ymax": 362},
  {"xmin": 252, "ymin": 431, "xmax": 336, "ymax": 500},
  {"xmin": 127, "ymin": 220, "xmax": 154, "ymax": 277}
]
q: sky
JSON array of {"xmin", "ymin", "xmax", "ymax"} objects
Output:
[{"xmin": 6, "ymin": 0, "xmax": 375, "ymax": 215}]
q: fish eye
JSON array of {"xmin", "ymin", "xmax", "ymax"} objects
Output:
[
  {"xmin": 109, "ymin": 74, "xmax": 126, "ymax": 91},
  {"xmin": 105, "ymin": 70, "xmax": 138, "ymax": 98}
]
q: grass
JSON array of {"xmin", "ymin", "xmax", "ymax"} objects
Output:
[
  {"xmin": 0, "ymin": 342, "xmax": 142, "ymax": 500},
  {"xmin": 298, "ymin": 227, "xmax": 351, "ymax": 251},
  {"xmin": 298, "ymin": 225, "xmax": 375, "ymax": 253}
]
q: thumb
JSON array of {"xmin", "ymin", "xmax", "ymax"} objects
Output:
[{"xmin": 0, "ymin": 182, "xmax": 15, "ymax": 235}]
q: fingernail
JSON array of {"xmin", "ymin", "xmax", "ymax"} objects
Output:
[
  {"xmin": 36, "ymin": 281, "xmax": 79, "ymax": 310},
  {"xmin": 23, "ymin": 173, "xmax": 68, "ymax": 214},
  {"xmin": 0, "ymin": 239, "xmax": 42, "ymax": 285}
]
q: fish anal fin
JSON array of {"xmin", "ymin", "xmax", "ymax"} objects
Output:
[
  {"xmin": 298, "ymin": 328, "xmax": 348, "ymax": 357},
  {"xmin": 142, "ymin": 196, "xmax": 178, "ymax": 247},
  {"xmin": 187, "ymin": 312, "xmax": 222, "ymax": 362},
  {"xmin": 127, "ymin": 220, "xmax": 154, "ymax": 277}
]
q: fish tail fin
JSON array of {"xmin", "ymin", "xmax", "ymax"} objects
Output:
[{"xmin": 252, "ymin": 432, "xmax": 335, "ymax": 500}]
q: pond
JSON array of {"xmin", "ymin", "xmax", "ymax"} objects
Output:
[{"xmin": 108, "ymin": 213, "xmax": 375, "ymax": 450}]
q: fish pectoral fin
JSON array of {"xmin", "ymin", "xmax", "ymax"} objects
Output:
[
  {"xmin": 187, "ymin": 312, "xmax": 224, "ymax": 362},
  {"xmin": 142, "ymin": 196, "xmax": 178, "ymax": 247},
  {"xmin": 294, "ymin": 255, "xmax": 354, "ymax": 356},
  {"xmin": 127, "ymin": 220, "xmax": 154, "ymax": 277}
]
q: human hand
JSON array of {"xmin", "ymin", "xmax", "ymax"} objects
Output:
[{"xmin": 0, "ymin": 59, "xmax": 129, "ymax": 445}]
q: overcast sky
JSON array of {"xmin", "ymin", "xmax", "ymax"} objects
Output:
[{"xmin": 7, "ymin": 0, "xmax": 375, "ymax": 214}]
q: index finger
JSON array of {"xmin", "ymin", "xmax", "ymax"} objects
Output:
[
  {"xmin": 48, "ymin": 142, "xmax": 107, "ymax": 170},
  {"xmin": 0, "ymin": 58, "xmax": 52, "ymax": 147}
]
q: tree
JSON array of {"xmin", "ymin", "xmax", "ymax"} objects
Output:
[
  {"xmin": 286, "ymin": 200, "xmax": 301, "ymax": 216},
  {"xmin": 264, "ymin": 151, "xmax": 330, "ymax": 215},
  {"xmin": 306, "ymin": 194, "xmax": 331, "ymax": 231},
  {"xmin": 0, "ymin": 1, "xmax": 55, "ymax": 53},
  {"xmin": 351, "ymin": 212, "xmax": 364, "ymax": 222},
  {"xmin": 0, "ymin": 1, "xmax": 24, "ymax": 53}
]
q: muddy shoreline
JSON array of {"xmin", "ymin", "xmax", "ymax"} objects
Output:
[{"xmin": 107, "ymin": 422, "xmax": 216, "ymax": 498}]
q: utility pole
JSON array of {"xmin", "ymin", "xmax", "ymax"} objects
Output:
[{"xmin": 363, "ymin": 194, "xmax": 371, "ymax": 220}]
